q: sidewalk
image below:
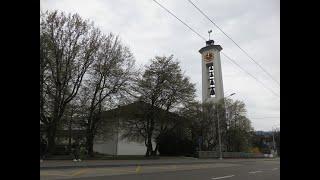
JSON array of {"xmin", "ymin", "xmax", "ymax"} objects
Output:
[{"xmin": 40, "ymin": 157, "xmax": 279, "ymax": 170}]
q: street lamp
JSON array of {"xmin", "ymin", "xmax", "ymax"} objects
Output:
[
  {"xmin": 224, "ymin": 93, "xmax": 236, "ymax": 129},
  {"xmin": 113, "ymin": 105, "xmax": 120, "ymax": 159},
  {"xmin": 216, "ymin": 106, "xmax": 223, "ymax": 160},
  {"xmin": 272, "ymin": 125, "xmax": 279, "ymax": 157},
  {"xmin": 216, "ymin": 93, "xmax": 236, "ymax": 159},
  {"xmin": 217, "ymin": 93, "xmax": 236, "ymax": 160}
]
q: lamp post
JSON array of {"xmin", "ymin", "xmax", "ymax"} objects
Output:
[
  {"xmin": 272, "ymin": 129, "xmax": 276, "ymax": 156},
  {"xmin": 224, "ymin": 93, "xmax": 236, "ymax": 129},
  {"xmin": 114, "ymin": 105, "xmax": 120, "ymax": 159},
  {"xmin": 217, "ymin": 93, "xmax": 236, "ymax": 160},
  {"xmin": 272, "ymin": 125, "xmax": 279, "ymax": 157},
  {"xmin": 117, "ymin": 106, "xmax": 121, "ymax": 156}
]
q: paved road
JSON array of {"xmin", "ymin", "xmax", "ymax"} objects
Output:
[{"xmin": 40, "ymin": 159, "xmax": 279, "ymax": 180}]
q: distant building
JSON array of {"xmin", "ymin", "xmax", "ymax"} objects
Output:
[
  {"xmin": 255, "ymin": 131, "xmax": 272, "ymax": 136},
  {"xmin": 253, "ymin": 131, "xmax": 274, "ymax": 154}
]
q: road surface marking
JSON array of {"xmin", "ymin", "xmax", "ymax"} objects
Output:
[
  {"xmin": 136, "ymin": 165, "xmax": 142, "ymax": 173},
  {"xmin": 211, "ymin": 175, "xmax": 235, "ymax": 179},
  {"xmin": 40, "ymin": 172, "xmax": 71, "ymax": 177},
  {"xmin": 271, "ymin": 168, "xmax": 279, "ymax": 171},
  {"xmin": 98, "ymin": 168, "xmax": 136, "ymax": 173},
  {"xmin": 249, "ymin": 170, "xmax": 263, "ymax": 174},
  {"xmin": 156, "ymin": 166, "xmax": 174, "ymax": 169},
  {"xmin": 71, "ymin": 169, "xmax": 90, "ymax": 176}
]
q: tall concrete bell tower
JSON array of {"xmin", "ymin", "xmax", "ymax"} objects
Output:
[{"xmin": 199, "ymin": 35, "xmax": 224, "ymax": 103}]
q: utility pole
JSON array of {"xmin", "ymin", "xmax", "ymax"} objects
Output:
[
  {"xmin": 114, "ymin": 105, "xmax": 120, "ymax": 159},
  {"xmin": 68, "ymin": 107, "xmax": 74, "ymax": 153},
  {"xmin": 216, "ymin": 104, "xmax": 222, "ymax": 160},
  {"xmin": 223, "ymin": 93, "xmax": 235, "ymax": 153},
  {"xmin": 272, "ymin": 128, "xmax": 277, "ymax": 157}
]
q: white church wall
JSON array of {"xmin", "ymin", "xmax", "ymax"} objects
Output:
[
  {"xmin": 93, "ymin": 132, "xmax": 117, "ymax": 155},
  {"xmin": 117, "ymin": 138, "xmax": 146, "ymax": 155},
  {"xmin": 93, "ymin": 140, "xmax": 116, "ymax": 155},
  {"xmin": 93, "ymin": 117, "xmax": 158, "ymax": 156},
  {"xmin": 93, "ymin": 118, "xmax": 118, "ymax": 155}
]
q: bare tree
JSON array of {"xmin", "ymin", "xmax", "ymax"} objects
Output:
[
  {"xmin": 223, "ymin": 99, "xmax": 253, "ymax": 151},
  {"xmin": 181, "ymin": 98, "xmax": 253, "ymax": 152},
  {"xmin": 81, "ymin": 34, "xmax": 137, "ymax": 156},
  {"xmin": 40, "ymin": 10, "xmax": 101, "ymax": 153},
  {"xmin": 122, "ymin": 55, "xmax": 196, "ymax": 156},
  {"xmin": 185, "ymin": 101, "xmax": 221, "ymax": 151}
]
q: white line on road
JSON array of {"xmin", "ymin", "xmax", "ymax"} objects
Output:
[
  {"xmin": 211, "ymin": 175, "xmax": 235, "ymax": 179},
  {"xmin": 249, "ymin": 170, "xmax": 263, "ymax": 174},
  {"xmin": 271, "ymin": 168, "xmax": 279, "ymax": 171}
]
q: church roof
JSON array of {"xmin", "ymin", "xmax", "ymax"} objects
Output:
[{"xmin": 101, "ymin": 101, "xmax": 184, "ymax": 121}]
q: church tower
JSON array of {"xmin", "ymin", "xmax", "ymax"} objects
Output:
[{"xmin": 199, "ymin": 33, "xmax": 224, "ymax": 103}]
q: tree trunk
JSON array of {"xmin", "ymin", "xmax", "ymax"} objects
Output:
[
  {"xmin": 145, "ymin": 111, "xmax": 155, "ymax": 157},
  {"xmin": 68, "ymin": 119, "xmax": 72, "ymax": 154},
  {"xmin": 47, "ymin": 123, "xmax": 57, "ymax": 154},
  {"xmin": 145, "ymin": 135, "xmax": 153, "ymax": 157},
  {"xmin": 47, "ymin": 100, "xmax": 64, "ymax": 154},
  {"xmin": 86, "ymin": 133, "xmax": 95, "ymax": 157},
  {"xmin": 152, "ymin": 143, "xmax": 159, "ymax": 156}
]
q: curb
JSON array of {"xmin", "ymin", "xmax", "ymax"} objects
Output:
[
  {"xmin": 40, "ymin": 161, "xmax": 227, "ymax": 170},
  {"xmin": 40, "ymin": 158, "xmax": 279, "ymax": 170}
]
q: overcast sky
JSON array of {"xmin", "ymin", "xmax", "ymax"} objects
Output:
[{"xmin": 41, "ymin": 0, "xmax": 280, "ymax": 131}]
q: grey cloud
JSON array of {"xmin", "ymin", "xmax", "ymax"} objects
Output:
[{"xmin": 41, "ymin": 0, "xmax": 279, "ymax": 130}]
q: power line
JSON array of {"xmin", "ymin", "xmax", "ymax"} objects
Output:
[
  {"xmin": 222, "ymin": 54, "xmax": 280, "ymax": 98},
  {"xmin": 222, "ymin": 52, "xmax": 280, "ymax": 98},
  {"xmin": 187, "ymin": 0, "xmax": 280, "ymax": 87},
  {"xmin": 151, "ymin": 0, "xmax": 280, "ymax": 98},
  {"xmin": 250, "ymin": 117, "xmax": 280, "ymax": 119},
  {"xmin": 152, "ymin": 0, "xmax": 206, "ymax": 41}
]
